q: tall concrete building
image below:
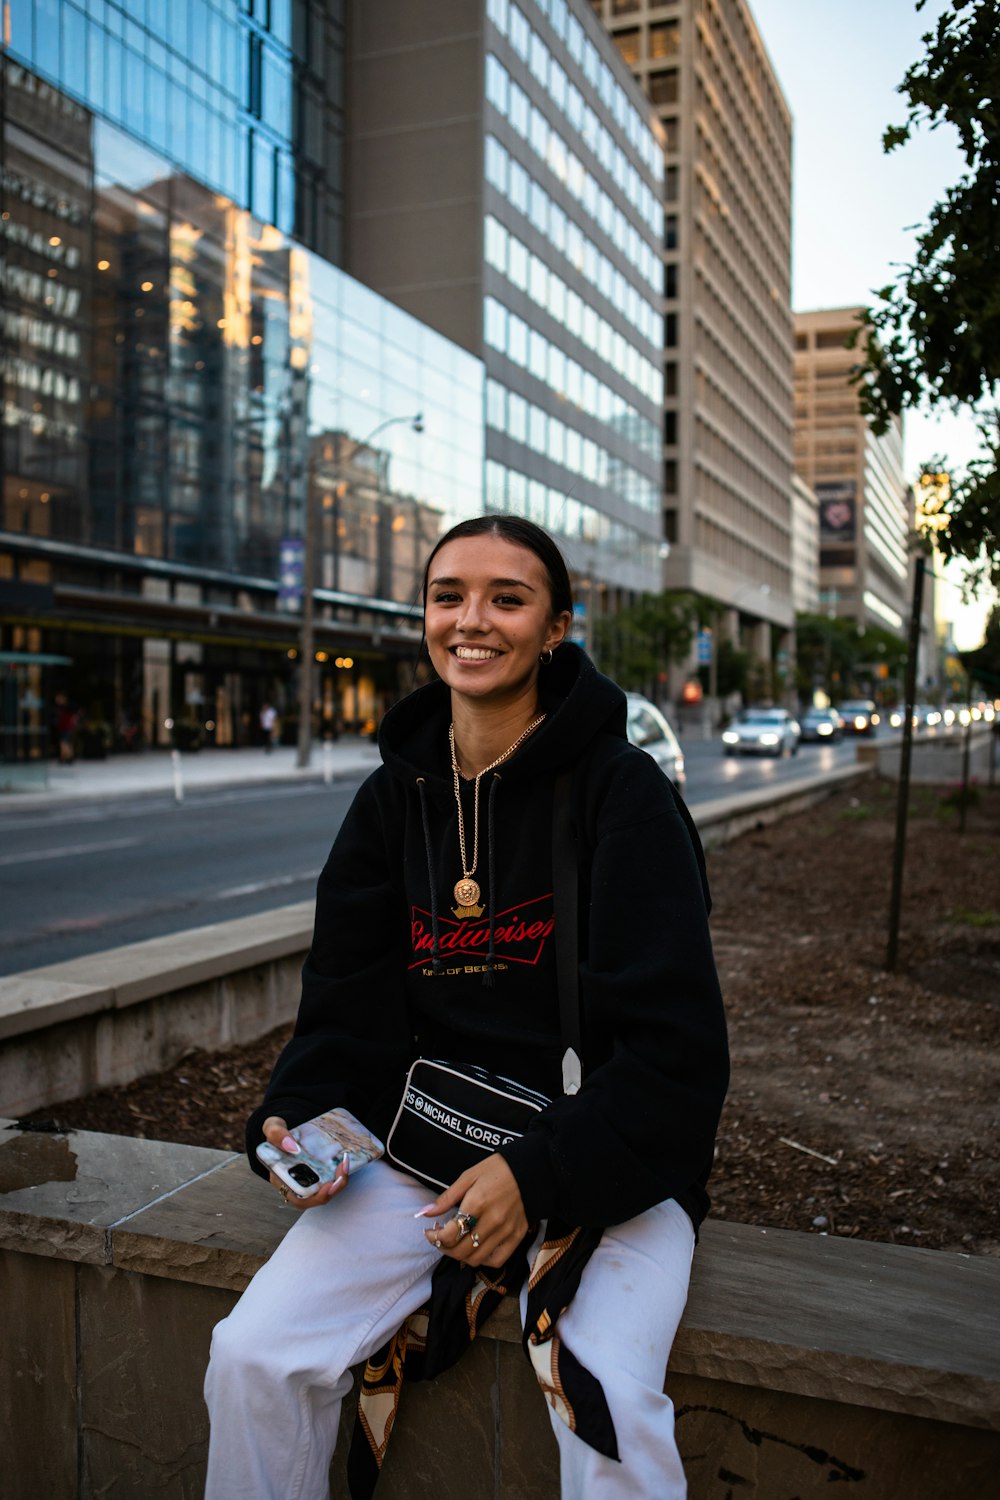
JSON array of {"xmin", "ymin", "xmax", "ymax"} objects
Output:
[
  {"xmin": 345, "ymin": 0, "xmax": 668, "ymax": 606},
  {"xmin": 794, "ymin": 307, "xmax": 910, "ymax": 635},
  {"xmin": 591, "ymin": 0, "xmax": 796, "ymax": 676},
  {"xmin": 790, "ymin": 473, "xmax": 819, "ymax": 618}
]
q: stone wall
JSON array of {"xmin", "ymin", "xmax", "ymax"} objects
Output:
[{"xmin": 2, "ymin": 1121, "xmax": 999, "ymax": 1499}]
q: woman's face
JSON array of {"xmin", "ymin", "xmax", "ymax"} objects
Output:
[{"xmin": 424, "ymin": 534, "xmax": 570, "ymax": 708}]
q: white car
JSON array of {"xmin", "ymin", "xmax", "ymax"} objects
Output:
[
  {"xmin": 625, "ymin": 694, "xmax": 686, "ymax": 791},
  {"xmin": 721, "ymin": 708, "xmax": 800, "ymax": 757}
]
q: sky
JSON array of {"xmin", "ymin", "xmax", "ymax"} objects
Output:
[{"xmin": 748, "ymin": 0, "xmax": 993, "ymax": 647}]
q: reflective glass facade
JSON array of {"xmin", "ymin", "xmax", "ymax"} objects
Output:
[
  {"xmin": 1, "ymin": 55, "xmax": 484, "ymax": 746},
  {"xmin": 3, "ymin": 0, "xmax": 345, "ymax": 260}
]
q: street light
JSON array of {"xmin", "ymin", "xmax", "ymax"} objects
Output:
[{"xmin": 296, "ymin": 412, "xmax": 423, "ymax": 767}]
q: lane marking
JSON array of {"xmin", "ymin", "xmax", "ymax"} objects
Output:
[
  {"xmin": 210, "ymin": 871, "xmax": 318, "ymax": 900},
  {"xmin": 0, "ymin": 837, "xmax": 141, "ymax": 867}
]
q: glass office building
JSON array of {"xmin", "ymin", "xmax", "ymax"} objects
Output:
[
  {"xmin": 1, "ymin": 52, "xmax": 483, "ymax": 749},
  {"xmin": 3, "ymin": 0, "xmax": 345, "ymax": 259}
]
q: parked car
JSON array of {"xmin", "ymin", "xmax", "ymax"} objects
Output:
[
  {"xmin": 799, "ymin": 707, "xmax": 844, "ymax": 743},
  {"xmin": 837, "ymin": 699, "xmax": 880, "ymax": 736},
  {"xmin": 625, "ymin": 693, "xmax": 686, "ymax": 791},
  {"xmin": 721, "ymin": 708, "xmax": 800, "ymax": 757}
]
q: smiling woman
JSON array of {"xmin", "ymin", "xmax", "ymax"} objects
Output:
[
  {"xmin": 203, "ymin": 516, "xmax": 729, "ymax": 1500},
  {"xmin": 423, "ymin": 521, "xmax": 571, "ymax": 768}
]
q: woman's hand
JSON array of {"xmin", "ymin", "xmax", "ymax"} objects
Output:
[
  {"xmin": 261, "ymin": 1115, "xmax": 349, "ymax": 1211},
  {"xmin": 421, "ymin": 1154, "xmax": 528, "ymax": 1267}
]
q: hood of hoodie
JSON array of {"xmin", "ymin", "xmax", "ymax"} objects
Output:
[{"xmin": 377, "ymin": 642, "xmax": 626, "ymax": 792}]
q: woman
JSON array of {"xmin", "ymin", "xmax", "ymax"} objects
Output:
[{"xmin": 204, "ymin": 516, "xmax": 728, "ymax": 1499}]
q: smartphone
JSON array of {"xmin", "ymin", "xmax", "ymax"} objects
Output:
[{"xmin": 256, "ymin": 1107, "xmax": 385, "ymax": 1199}]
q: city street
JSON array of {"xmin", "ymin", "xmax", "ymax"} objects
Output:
[{"xmin": 0, "ymin": 736, "xmax": 861, "ymax": 976}]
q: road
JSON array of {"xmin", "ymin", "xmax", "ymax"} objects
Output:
[{"xmin": 0, "ymin": 737, "xmax": 862, "ymax": 976}]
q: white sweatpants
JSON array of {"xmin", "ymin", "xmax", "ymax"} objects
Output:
[{"xmin": 203, "ymin": 1161, "xmax": 694, "ymax": 1500}]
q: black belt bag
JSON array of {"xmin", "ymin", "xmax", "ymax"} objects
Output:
[
  {"xmin": 385, "ymin": 770, "xmax": 582, "ymax": 1193},
  {"xmin": 385, "ymin": 1059, "xmax": 551, "ymax": 1190}
]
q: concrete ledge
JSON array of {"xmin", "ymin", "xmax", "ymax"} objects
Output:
[
  {"xmin": 692, "ymin": 762, "xmax": 873, "ymax": 848},
  {"xmin": 0, "ymin": 906, "xmax": 313, "ymax": 1116},
  {"xmin": 0, "ymin": 902, "xmax": 313, "ymax": 1041},
  {"xmin": 856, "ymin": 726, "xmax": 995, "ymax": 781},
  {"xmin": 2, "ymin": 1121, "xmax": 998, "ymax": 1499}
]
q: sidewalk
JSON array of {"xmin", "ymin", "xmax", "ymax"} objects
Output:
[{"xmin": 0, "ymin": 739, "xmax": 383, "ymax": 812}]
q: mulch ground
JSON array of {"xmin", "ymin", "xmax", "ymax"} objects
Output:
[{"xmin": 20, "ymin": 777, "xmax": 1000, "ymax": 1257}]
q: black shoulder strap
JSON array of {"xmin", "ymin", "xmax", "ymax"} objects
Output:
[{"xmin": 552, "ymin": 768, "xmax": 582, "ymax": 1093}]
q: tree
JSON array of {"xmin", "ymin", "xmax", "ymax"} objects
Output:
[
  {"xmin": 593, "ymin": 591, "xmax": 698, "ymax": 697},
  {"xmin": 794, "ymin": 614, "xmax": 910, "ymax": 701},
  {"xmin": 853, "ymin": 0, "xmax": 1000, "ymax": 589},
  {"xmin": 959, "ymin": 606, "xmax": 1000, "ymax": 692}
]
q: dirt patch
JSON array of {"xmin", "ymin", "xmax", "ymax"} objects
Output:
[{"xmin": 19, "ymin": 779, "xmax": 1000, "ymax": 1257}]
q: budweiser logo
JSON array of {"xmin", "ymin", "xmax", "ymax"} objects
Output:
[{"xmin": 410, "ymin": 891, "xmax": 555, "ymax": 970}]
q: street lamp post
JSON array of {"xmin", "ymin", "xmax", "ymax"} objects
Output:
[{"xmin": 296, "ymin": 412, "xmax": 423, "ymax": 768}]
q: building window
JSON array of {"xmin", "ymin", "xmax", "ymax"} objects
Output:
[
  {"xmin": 665, "ymin": 314, "xmax": 677, "ymax": 348},
  {"xmin": 664, "ymin": 507, "xmax": 678, "ymax": 544},
  {"xmin": 665, "ymin": 215, "xmax": 678, "ymax": 251},
  {"xmin": 649, "ymin": 70, "xmax": 678, "ymax": 106},
  {"xmin": 664, "ymin": 167, "xmax": 678, "ymax": 202},
  {"xmin": 664, "ymin": 460, "xmax": 678, "ymax": 495},
  {"xmin": 614, "ymin": 29, "xmax": 641, "ymax": 66},
  {"xmin": 816, "ymin": 330, "xmax": 849, "ymax": 349},
  {"xmin": 612, "ymin": 0, "xmax": 641, "ymax": 13},
  {"xmin": 795, "ymin": 332, "xmax": 808, "ymax": 350},
  {"xmin": 664, "ymin": 362, "xmax": 678, "ymax": 396},
  {"xmin": 664, "ymin": 411, "xmax": 677, "ymax": 446},
  {"xmin": 661, "ymin": 117, "xmax": 679, "ymax": 152},
  {"xmin": 665, "ymin": 263, "xmax": 678, "ymax": 299},
  {"xmin": 649, "ymin": 21, "xmax": 680, "ymax": 60}
]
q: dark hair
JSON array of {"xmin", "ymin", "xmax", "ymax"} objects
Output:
[{"xmin": 421, "ymin": 515, "xmax": 573, "ymax": 618}]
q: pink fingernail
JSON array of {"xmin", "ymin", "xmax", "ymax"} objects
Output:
[
  {"xmin": 280, "ymin": 1134, "xmax": 301, "ymax": 1154},
  {"xmin": 413, "ymin": 1204, "xmax": 439, "ymax": 1218}
]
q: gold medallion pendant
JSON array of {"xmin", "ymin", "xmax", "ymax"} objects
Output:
[
  {"xmin": 449, "ymin": 714, "xmax": 546, "ymax": 919},
  {"xmin": 454, "ymin": 877, "xmax": 482, "ymax": 909}
]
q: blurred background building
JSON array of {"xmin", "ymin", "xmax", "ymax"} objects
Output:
[
  {"xmin": 793, "ymin": 306, "xmax": 911, "ymax": 635},
  {"xmin": 591, "ymin": 0, "xmax": 796, "ymax": 695}
]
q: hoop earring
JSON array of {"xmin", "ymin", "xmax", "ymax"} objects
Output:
[{"xmin": 539, "ymin": 649, "xmax": 554, "ymax": 665}]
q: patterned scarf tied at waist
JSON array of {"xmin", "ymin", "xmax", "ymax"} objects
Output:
[{"xmin": 346, "ymin": 1221, "xmax": 617, "ymax": 1499}]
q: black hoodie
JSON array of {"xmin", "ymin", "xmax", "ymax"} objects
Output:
[{"xmin": 247, "ymin": 644, "xmax": 729, "ymax": 1231}]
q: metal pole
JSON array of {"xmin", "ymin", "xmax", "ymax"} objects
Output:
[
  {"xmin": 886, "ymin": 554, "xmax": 925, "ymax": 971},
  {"xmin": 296, "ymin": 451, "xmax": 316, "ymax": 768},
  {"xmin": 959, "ymin": 670, "xmax": 973, "ymax": 835}
]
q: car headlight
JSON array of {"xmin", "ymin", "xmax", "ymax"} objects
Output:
[
  {"xmin": 890, "ymin": 712, "xmax": 902, "ymax": 727},
  {"xmin": 722, "ymin": 731, "xmax": 739, "ymax": 743},
  {"xmin": 818, "ymin": 723, "xmax": 832, "ymax": 735},
  {"xmin": 854, "ymin": 716, "xmax": 866, "ymax": 730},
  {"xmin": 871, "ymin": 713, "xmax": 880, "ymax": 725},
  {"xmin": 759, "ymin": 733, "xmax": 779, "ymax": 745}
]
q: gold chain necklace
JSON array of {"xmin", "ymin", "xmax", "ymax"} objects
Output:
[{"xmin": 449, "ymin": 713, "xmax": 546, "ymax": 913}]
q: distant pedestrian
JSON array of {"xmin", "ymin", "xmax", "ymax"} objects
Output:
[
  {"xmin": 54, "ymin": 694, "xmax": 79, "ymax": 764},
  {"xmin": 259, "ymin": 702, "xmax": 278, "ymax": 752}
]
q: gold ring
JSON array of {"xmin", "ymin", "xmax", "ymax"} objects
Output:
[{"xmin": 454, "ymin": 1210, "xmax": 477, "ymax": 1238}]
